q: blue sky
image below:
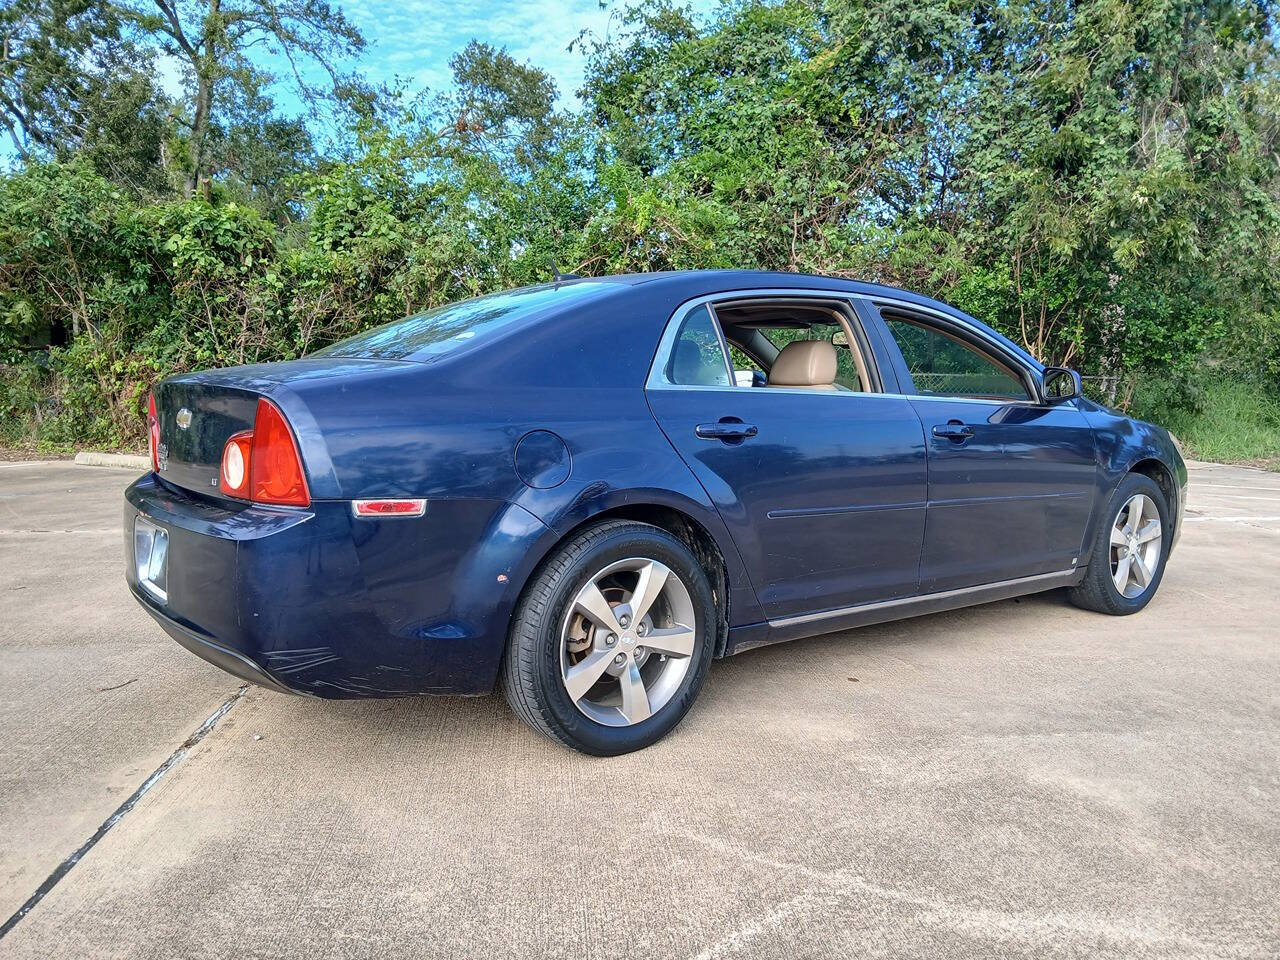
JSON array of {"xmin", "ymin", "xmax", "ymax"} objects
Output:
[
  {"xmin": 4, "ymin": 0, "xmax": 719, "ymax": 164},
  {"xmin": 243, "ymin": 0, "xmax": 720, "ymax": 115},
  {"xmin": 338, "ymin": 0, "xmax": 711, "ymax": 104}
]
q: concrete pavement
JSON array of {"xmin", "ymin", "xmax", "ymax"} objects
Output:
[{"xmin": 0, "ymin": 459, "xmax": 1276, "ymax": 958}]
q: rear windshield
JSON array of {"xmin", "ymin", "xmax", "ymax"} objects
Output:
[{"xmin": 312, "ymin": 281, "xmax": 613, "ymax": 361}]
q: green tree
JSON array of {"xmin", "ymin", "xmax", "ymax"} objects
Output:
[
  {"xmin": 950, "ymin": 0, "xmax": 1280, "ymax": 397},
  {"xmin": 443, "ymin": 40, "xmax": 565, "ymax": 168},
  {"xmin": 0, "ymin": 0, "xmax": 168, "ymax": 192},
  {"xmin": 205, "ymin": 114, "xmax": 316, "ymax": 224},
  {"xmin": 4, "ymin": 0, "xmax": 1280, "ymax": 453},
  {"xmin": 580, "ymin": 0, "xmax": 1280, "ymax": 389},
  {"xmin": 112, "ymin": 0, "xmax": 365, "ymax": 195}
]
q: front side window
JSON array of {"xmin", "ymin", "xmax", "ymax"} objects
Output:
[
  {"xmin": 882, "ymin": 316, "xmax": 1029, "ymax": 400},
  {"xmin": 665, "ymin": 305, "xmax": 732, "ymax": 387}
]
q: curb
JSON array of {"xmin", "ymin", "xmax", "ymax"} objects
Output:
[{"xmin": 74, "ymin": 451, "xmax": 150, "ymax": 470}]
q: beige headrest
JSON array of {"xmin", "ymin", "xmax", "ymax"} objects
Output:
[{"xmin": 768, "ymin": 340, "xmax": 837, "ymax": 388}]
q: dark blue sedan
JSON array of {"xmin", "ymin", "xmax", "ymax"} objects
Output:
[{"xmin": 126, "ymin": 271, "xmax": 1187, "ymax": 754}]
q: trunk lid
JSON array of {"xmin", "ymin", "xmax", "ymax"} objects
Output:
[
  {"xmin": 152, "ymin": 356, "xmax": 398, "ymax": 499},
  {"xmin": 154, "ymin": 378, "xmax": 260, "ymax": 497}
]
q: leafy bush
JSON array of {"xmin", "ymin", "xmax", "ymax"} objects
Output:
[
  {"xmin": 1129, "ymin": 368, "xmax": 1210, "ymax": 421},
  {"xmin": 0, "ymin": 361, "xmax": 53, "ymax": 448},
  {"xmin": 1132, "ymin": 376, "xmax": 1280, "ymax": 466},
  {"xmin": 0, "ymin": 163, "xmax": 298, "ymax": 447},
  {"xmin": 1, "ymin": 0, "xmax": 1279, "ymax": 457}
]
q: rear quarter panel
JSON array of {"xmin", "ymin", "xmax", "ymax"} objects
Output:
[{"xmin": 276, "ymin": 284, "xmax": 765, "ymax": 689}]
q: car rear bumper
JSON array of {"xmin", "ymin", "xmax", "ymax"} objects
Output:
[
  {"xmin": 133, "ymin": 587, "xmax": 296, "ymax": 695},
  {"xmin": 125, "ymin": 473, "xmax": 551, "ymax": 697}
]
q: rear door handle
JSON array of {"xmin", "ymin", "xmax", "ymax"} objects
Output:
[
  {"xmin": 695, "ymin": 418, "xmax": 758, "ymax": 443},
  {"xmin": 932, "ymin": 421, "xmax": 975, "ymax": 442}
]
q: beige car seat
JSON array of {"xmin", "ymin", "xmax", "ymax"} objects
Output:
[{"xmin": 767, "ymin": 340, "xmax": 838, "ymax": 390}]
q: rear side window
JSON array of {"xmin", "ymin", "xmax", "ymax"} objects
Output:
[
  {"xmin": 665, "ymin": 305, "xmax": 732, "ymax": 387},
  {"xmin": 882, "ymin": 317, "xmax": 1029, "ymax": 400},
  {"xmin": 312, "ymin": 282, "xmax": 612, "ymax": 361},
  {"xmin": 755, "ymin": 322, "xmax": 866, "ymax": 391}
]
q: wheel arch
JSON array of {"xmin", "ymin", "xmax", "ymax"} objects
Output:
[
  {"xmin": 517, "ymin": 501, "xmax": 735, "ymax": 659},
  {"xmin": 1129, "ymin": 457, "xmax": 1178, "ymax": 521}
]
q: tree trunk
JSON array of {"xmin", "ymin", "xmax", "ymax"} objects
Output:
[
  {"xmin": 185, "ymin": 70, "xmax": 212, "ymax": 196},
  {"xmin": 183, "ymin": 0, "xmax": 220, "ymax": 197}
]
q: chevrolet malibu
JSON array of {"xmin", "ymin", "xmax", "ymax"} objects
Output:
[{"xmin": 126, "ymin": 271, "xmax": 1186, "ymax": 755}]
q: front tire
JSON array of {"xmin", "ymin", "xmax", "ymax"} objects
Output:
[
  {"xmin": 501, "ymin": 520, "xmax": 716, "ymax": 755},
  {"xmin": 1069, "ymin": 473, "xmax": 1171, "ymax": 615}
]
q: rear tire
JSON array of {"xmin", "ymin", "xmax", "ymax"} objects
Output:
[
  {"xmin": 1069, "ymin": 473, "xmax": 1171, "ymax": 615},
  {"xmin": 501, "ymin": 520, "xmax": 716, "ymax": 756}
]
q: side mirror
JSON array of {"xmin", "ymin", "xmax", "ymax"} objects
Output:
[{"xmin": 1042, "ymin": 366, "xmax": 1083, "ymax": 402}]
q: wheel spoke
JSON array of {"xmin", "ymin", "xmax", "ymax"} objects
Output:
[
  {"xmin": 573, "ymin": 581, "xmax": 622, "ymax": 635},
  {"xmin": 1136, "ymin": 519, "xmax": 1161, "ymax": 544},
  {"xmin": 640, "ymin": 624, "xmax": 695, "ymax": 658},
  {"xmin": 629, "ymin": 560, "xmax": 670, "ymax": 625},
  {"xmin": 1131, "ymin": 552, "xmax": 1153, "ymax": 588},
  {"xmin": 1127, "ymin": 497, "xmax": 1143, "ymax": 533},
  {"xmin": 1112, "ymin": 553, "xmax": 1132, "ymax": 592},
  {"xmin": 618, "ymin": 659, "xmax": 651, "ymax": 724},
  {"xmin": 1110, "ymin": 524, "xmax": 1127, "ymax": 546},
  {"xmin": 563, "ymin": 648, "xmax": 616, "ymax": 702}
]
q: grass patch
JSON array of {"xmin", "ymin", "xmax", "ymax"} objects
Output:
[{"xmin": 1131, "ymin": 378, "xmax": 1280, "ymax": 469}]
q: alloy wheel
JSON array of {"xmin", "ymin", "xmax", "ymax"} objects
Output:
[
  {"xmin": 1109, "ymin": 493, "xmax": 1163, "ymax": 599},
  {"xmin": 559, "ymin": 557, "xmax": 697, "ymax": 727}
]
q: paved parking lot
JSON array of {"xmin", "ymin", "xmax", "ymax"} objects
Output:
[{"xmin": 1, "ymin": 459, "xmax": 1277, "ymax": 958}]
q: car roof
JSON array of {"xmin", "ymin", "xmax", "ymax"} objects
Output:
[{"xmin": 570, "ymin": 268, "xmax": 910, "ymax": 294}]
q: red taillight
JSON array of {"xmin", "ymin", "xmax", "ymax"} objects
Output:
[
  {"xmin": 250, "ymin": 398, "xmax": 310, "ymax": 506},
  {"xmin": 147, "ymin": 392, "xmax": 160, "ymax": 472},
  {"xmin": 217, "ymin": 398, "xmax": 310, "ymax": 507}
]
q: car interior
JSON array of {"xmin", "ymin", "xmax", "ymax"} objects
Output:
[{"xmin": 713, "ymin": 301, "xmax": 874, "ymax": 392}]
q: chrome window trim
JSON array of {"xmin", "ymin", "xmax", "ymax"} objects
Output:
[
  {"xmin": 879, "ymin": 392, "xmax": 1041, "ymax": 407},
  {"xmin": 647, "ymin": 288, "xmax": 872, "ymax": 393},
  {"xmin": 651, "ymin": 301, "xmax": 735, "ymax": 389},
  {"xmin": 704, "ymin": 302, "xmax": 737, "ymax": 383},
  {"xmin": 647, "ymin": 287, "xmax": 1050, "ymax": 405},
  {"xmin": 643, "ymin": 381, "xmax": 1042, "ymax": 406}
]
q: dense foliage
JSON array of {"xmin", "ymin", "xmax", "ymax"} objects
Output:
[{"xmin": 2, "ymin": 0, "xmax": 1278, "ymax": 450}]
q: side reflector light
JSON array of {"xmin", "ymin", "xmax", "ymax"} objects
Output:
[{"xmin": 352, "ymin": 499, "xmax": 427, "ymax": 518}]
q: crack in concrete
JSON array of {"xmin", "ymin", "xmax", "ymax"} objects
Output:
[
  {"xmin": 673, "ymin": 828, "xmax": 1255, "ymax": 959},
  {"xmin": 0, "ymin": 685, "xmax": 248, "ymax": 940},
  {"xmin": 95, "ymin": 678, "xmax": 139, "ymax": 693}
]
